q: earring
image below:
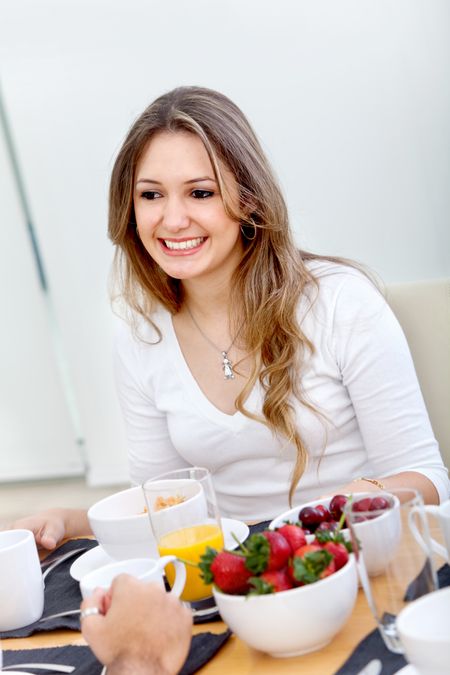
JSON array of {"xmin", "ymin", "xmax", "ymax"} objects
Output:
[{"xmin": 240, "ymin": 218, "xmax": 257, "ymax": 241}]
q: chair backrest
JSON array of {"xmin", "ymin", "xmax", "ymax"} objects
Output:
[{"xmin": 386, "ymin": 278, "xmax": 450, "ymax": 470}]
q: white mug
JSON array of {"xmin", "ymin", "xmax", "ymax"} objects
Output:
[
  {"xmin": 346, "ymin": 494, "xmax": 401, "ymax": 577},
  {"xmin": 410, "ymin": 499, "xmax": 450, "ymax": 562},
  {"xmin": 397, "ymin": 586, "xmax": 450, "ymax": 674},
  {"xmin": 80, "ymin": 555, "xmax": 186, "ymax": 599},
  {"xmin": 0, "ymin": 529, "xmax": 45, "ymax": 631}
]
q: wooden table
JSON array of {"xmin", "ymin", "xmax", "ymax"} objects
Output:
[
  {"xmin": 1, "ymin": 589, "xmax": 376, "ymax": 674},
  {"xmin": 2, "ymin": 529, "xmax": 444, "ymax": 674}
]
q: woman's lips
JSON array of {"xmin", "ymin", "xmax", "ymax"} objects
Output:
[{"xmin": 159, "ymin": 236, "xmax": 207, "ymax": 256}]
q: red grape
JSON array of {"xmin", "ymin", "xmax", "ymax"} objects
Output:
[
  {"xmin": 329, "ymin": 494, "xmax": 348, "ymax": 520},
  {"xmin": 369, "ymin": 496, "xmax": 391, "ymax": 511},
  {"xmin": 316, "ymin": 504, "xmax": 331, "ymax": 521},
  {"xmin": 299, "ymin": 506, "xmax": 323, "ymax": 530},
  {"xmin": 352, "ymin": 497, "xmax": 372, "ymax": 512}
]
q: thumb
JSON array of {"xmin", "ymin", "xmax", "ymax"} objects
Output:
[
  {"xmin": 39, "ymin": 531, "xmax": 57, "ymax": 550},
  {"xmin": 36, "ymin": 522, "xmax": 64, "ymax": 550}
]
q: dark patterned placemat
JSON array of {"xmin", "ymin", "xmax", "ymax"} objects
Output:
[
  {"xmin": 1, "ymin": 521, "xmax": 273, "ymax": 637},
  {"xmin": 0, "ymin": 539, "xmax": 98, "ymax": 638},
  {"xmin": 2, "ymin": 630, "xmax": 232, "ymax": 675},
  {"xmin": 334, "ymin": 563, "xmax": 450, "ymax": 674}
]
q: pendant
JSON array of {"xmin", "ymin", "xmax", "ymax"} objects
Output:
[{"xmin": 221, "ymin": 351, "xmax": 235, "ymax": 380}]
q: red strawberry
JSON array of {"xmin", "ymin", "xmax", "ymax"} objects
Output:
[
  {"xmin": 289, "ymin": 544, "xmax": 336, "ymax": 585},
  {"xmin": 249, "ymin": 567, "xmax": 293, "ymax": 594},
  {"xmin": 321, "ymin": 541, "xmax": 349, "ymax": 570},
  {"xmin": 245, "ymin": 530, "xmax": 291, "ymax": 573},
  {"xmin": 276, "ymin": 523, "xmax": 307, "ymax": 553},
  {"xmin": 199, "ymin": 548, "xmax": 252, "ymax": 595}
]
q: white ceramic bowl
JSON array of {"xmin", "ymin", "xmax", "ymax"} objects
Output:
[
  {"xmin": 143, "ymin": 478, "xmax": 208, "ymax": 536},
  {"xmin": 397, "ymin": 587, "xmax": 450, "ymax": 675},
  {"xmin": 269, "ymin": 493, "xmax": 396, "ymax": 577},
  {"xmin": 87, "ymin": 486, "xmax": 157, "ymax": 560},
  {"xmin": 269, "ymin": 494, "xmax": 353, "ymax": 535},
  {"xmin": 213, "ymin": 554, "xmax": 358, "ymax": 657}
]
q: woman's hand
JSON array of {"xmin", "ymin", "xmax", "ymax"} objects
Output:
[{"xmin": 10, "ymin": 508, "xmax": 92, "ymax": 550}]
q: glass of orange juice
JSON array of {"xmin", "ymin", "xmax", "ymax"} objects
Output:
[{"xmin": 142, "ymin": 467, "xmax": 224, "ymax": 602}]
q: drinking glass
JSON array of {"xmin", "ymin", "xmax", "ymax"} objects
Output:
[
  {"xmin": 344, "ymin": 488, "xmax": 438, "ymax": 653},
  {"xmin": 142, "ymin": 467, "xmax": 224, "ymax": 602}
]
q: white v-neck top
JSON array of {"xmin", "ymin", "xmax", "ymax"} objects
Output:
[{"xmin": 113, "ymin": 262, "xmax": 449, "ymax": 520}]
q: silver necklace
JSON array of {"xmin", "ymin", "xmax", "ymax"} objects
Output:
[{"xmin": 186, "ymin": 305, "xmax": 240, "ymax": 380}]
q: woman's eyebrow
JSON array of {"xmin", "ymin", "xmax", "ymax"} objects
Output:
[
  {"xmin": 184, "ymin": 176, "xmax": 216, "ymax": 184},
  {"xmin": 135, "ymin": 178, "xmax": 161, "ymax": 185},
  {"xmin": 135, "ymin": 176, "xmax": 216, "ymax": 186}
]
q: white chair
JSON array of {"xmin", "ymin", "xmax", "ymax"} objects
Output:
[{"xmin": 386, "ymin": 278, "xmax": 450, "ymax": 470}]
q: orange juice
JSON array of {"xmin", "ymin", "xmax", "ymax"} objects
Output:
[{"xmin": 158, "ymin": 523, "xmax": 224, "ymax": 601}]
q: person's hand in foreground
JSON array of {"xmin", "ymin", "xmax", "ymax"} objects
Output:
[
  {"xmin": 81, "ymin": 575, "xmax": 192, "ymax": 675},
  {"xmin": 10, "ymin": 508, "xmax": 91, "ymax": 550}
]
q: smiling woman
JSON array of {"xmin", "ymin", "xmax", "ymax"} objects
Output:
[
  {"xmin": 11, "ymin": 85, "xmax": 449, "ymax": 549},
  {"xmin": 132, "ymin": 132, "xmax": 243, "ymax": 286}
]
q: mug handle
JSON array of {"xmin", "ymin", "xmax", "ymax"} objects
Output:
[
  {"xmin": 156, "ymin": 555, "xmax": 187, "ymax": 597},
  {"xmin": 409, "ymin": 505, "xmax": 448, "ymax": 561}
]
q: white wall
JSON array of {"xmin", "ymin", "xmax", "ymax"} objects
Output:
[
  {"xmin": 0, "ymin": 114, "xmax": 84, "ymax": 480},
  {"xmin": 1, "ymin": 0, "xmax": 449, "ymax": 485}
]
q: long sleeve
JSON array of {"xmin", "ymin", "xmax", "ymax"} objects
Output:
[{"xmin": 328, "ymin": 271, "xmax": 449, "ymax": 502}]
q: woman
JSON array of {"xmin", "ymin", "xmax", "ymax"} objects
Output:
[{"xmin": 14, "ymin": 86, "xmax": 449, "ymax": 547}]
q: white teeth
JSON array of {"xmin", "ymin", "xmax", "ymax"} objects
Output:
[{"xmin": 164, "ymin": 237, "xmax": 204, "ymax": 250}]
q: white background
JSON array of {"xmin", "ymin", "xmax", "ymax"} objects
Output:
[{"xmin": 0, "ymin": 0, "xmax": 449, "ymax": 485}]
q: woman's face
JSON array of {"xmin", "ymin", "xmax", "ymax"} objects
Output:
[{"xmin": 133, "ymin": 131, "xmax": 243, "ymax": 287}]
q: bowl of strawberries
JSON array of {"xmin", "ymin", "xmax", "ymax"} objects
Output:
[{"xmin": 202, "ymin": 523, "xmax": 358, "ymax": 657}]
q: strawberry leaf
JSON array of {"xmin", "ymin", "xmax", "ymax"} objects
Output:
[
  {"xmin": 314, "ymin": 528, "xmax": 353, "ymax": 553},
  {"xmin": 243, "ymin": 533, "xmax": 270, "ymax": 574},
  {"xmin": 248, "ymin": 576, "xmax": 275, "ymax": 595},
  {"xmin": 292, "ymin": 549, "xmax": 333, "ymax": 584},
  {"xmin": 198, "ymin": 546, "xmax": 218, "ymax": 583}
]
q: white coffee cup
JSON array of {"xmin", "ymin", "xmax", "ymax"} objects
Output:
[
  {"xmin": 79, "ymin": 555, "xmax": 186, "ymax": 600},
  {"xmin": 409, "ymin": 499, "xmax": 450, "ymax": 563},
  {"xmin": 346, "ymin": 494, "xmax": 401, "ymax": 577},
  {"xmin": 397, "ymin": 586, "xmax": 450, "ymax": 674},
  {"xmin": 418, "ymin": 500, "xmax": 450, "ymax": 562},
  {"xmin": 0, "ymin": 529, "xmax": 45, "ymax": 631}
]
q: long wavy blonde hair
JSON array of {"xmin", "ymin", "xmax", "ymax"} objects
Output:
[{"xmin": 109, "ymin": 86, "xmax": 342, "ymax": 503}]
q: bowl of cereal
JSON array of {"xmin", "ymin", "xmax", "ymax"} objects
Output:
[{"xmin": 87, "ymin": 486, "xmax": 157, "ymax": 560}]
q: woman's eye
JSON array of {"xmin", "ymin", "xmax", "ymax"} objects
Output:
[
  {"xmin": 191, "ymin": 189, "xmax": 214, "ymax": 199},
  {"xmin": 141, "ymin": 191, "xmax": 162, "ymax": 200}
]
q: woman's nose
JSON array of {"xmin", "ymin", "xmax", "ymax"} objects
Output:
[{"xmin": 162, "ymin": 197, "xmax": 190, "ymax": 231}]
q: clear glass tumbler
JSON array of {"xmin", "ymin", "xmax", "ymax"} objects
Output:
[
  {"xmin": 344, "ymin": 488, "xmax": 438, "ymax": 653},
  {"xmin": 142, "ymin": 467, "xmax": 224, "ymax": 602}
]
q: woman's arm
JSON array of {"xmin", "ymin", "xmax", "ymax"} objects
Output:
[
  {"xmin": 338, "ymin": 472, "xmax": 439, "ymax": 504},
  {"xmin": 329, "ymin": 271, "xmax": 449, "ymax": 504}
]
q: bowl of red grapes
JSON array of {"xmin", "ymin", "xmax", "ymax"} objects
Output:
[{"xmin": 269, "ymin": 492, "xmax": 393, "ymax": 540}]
